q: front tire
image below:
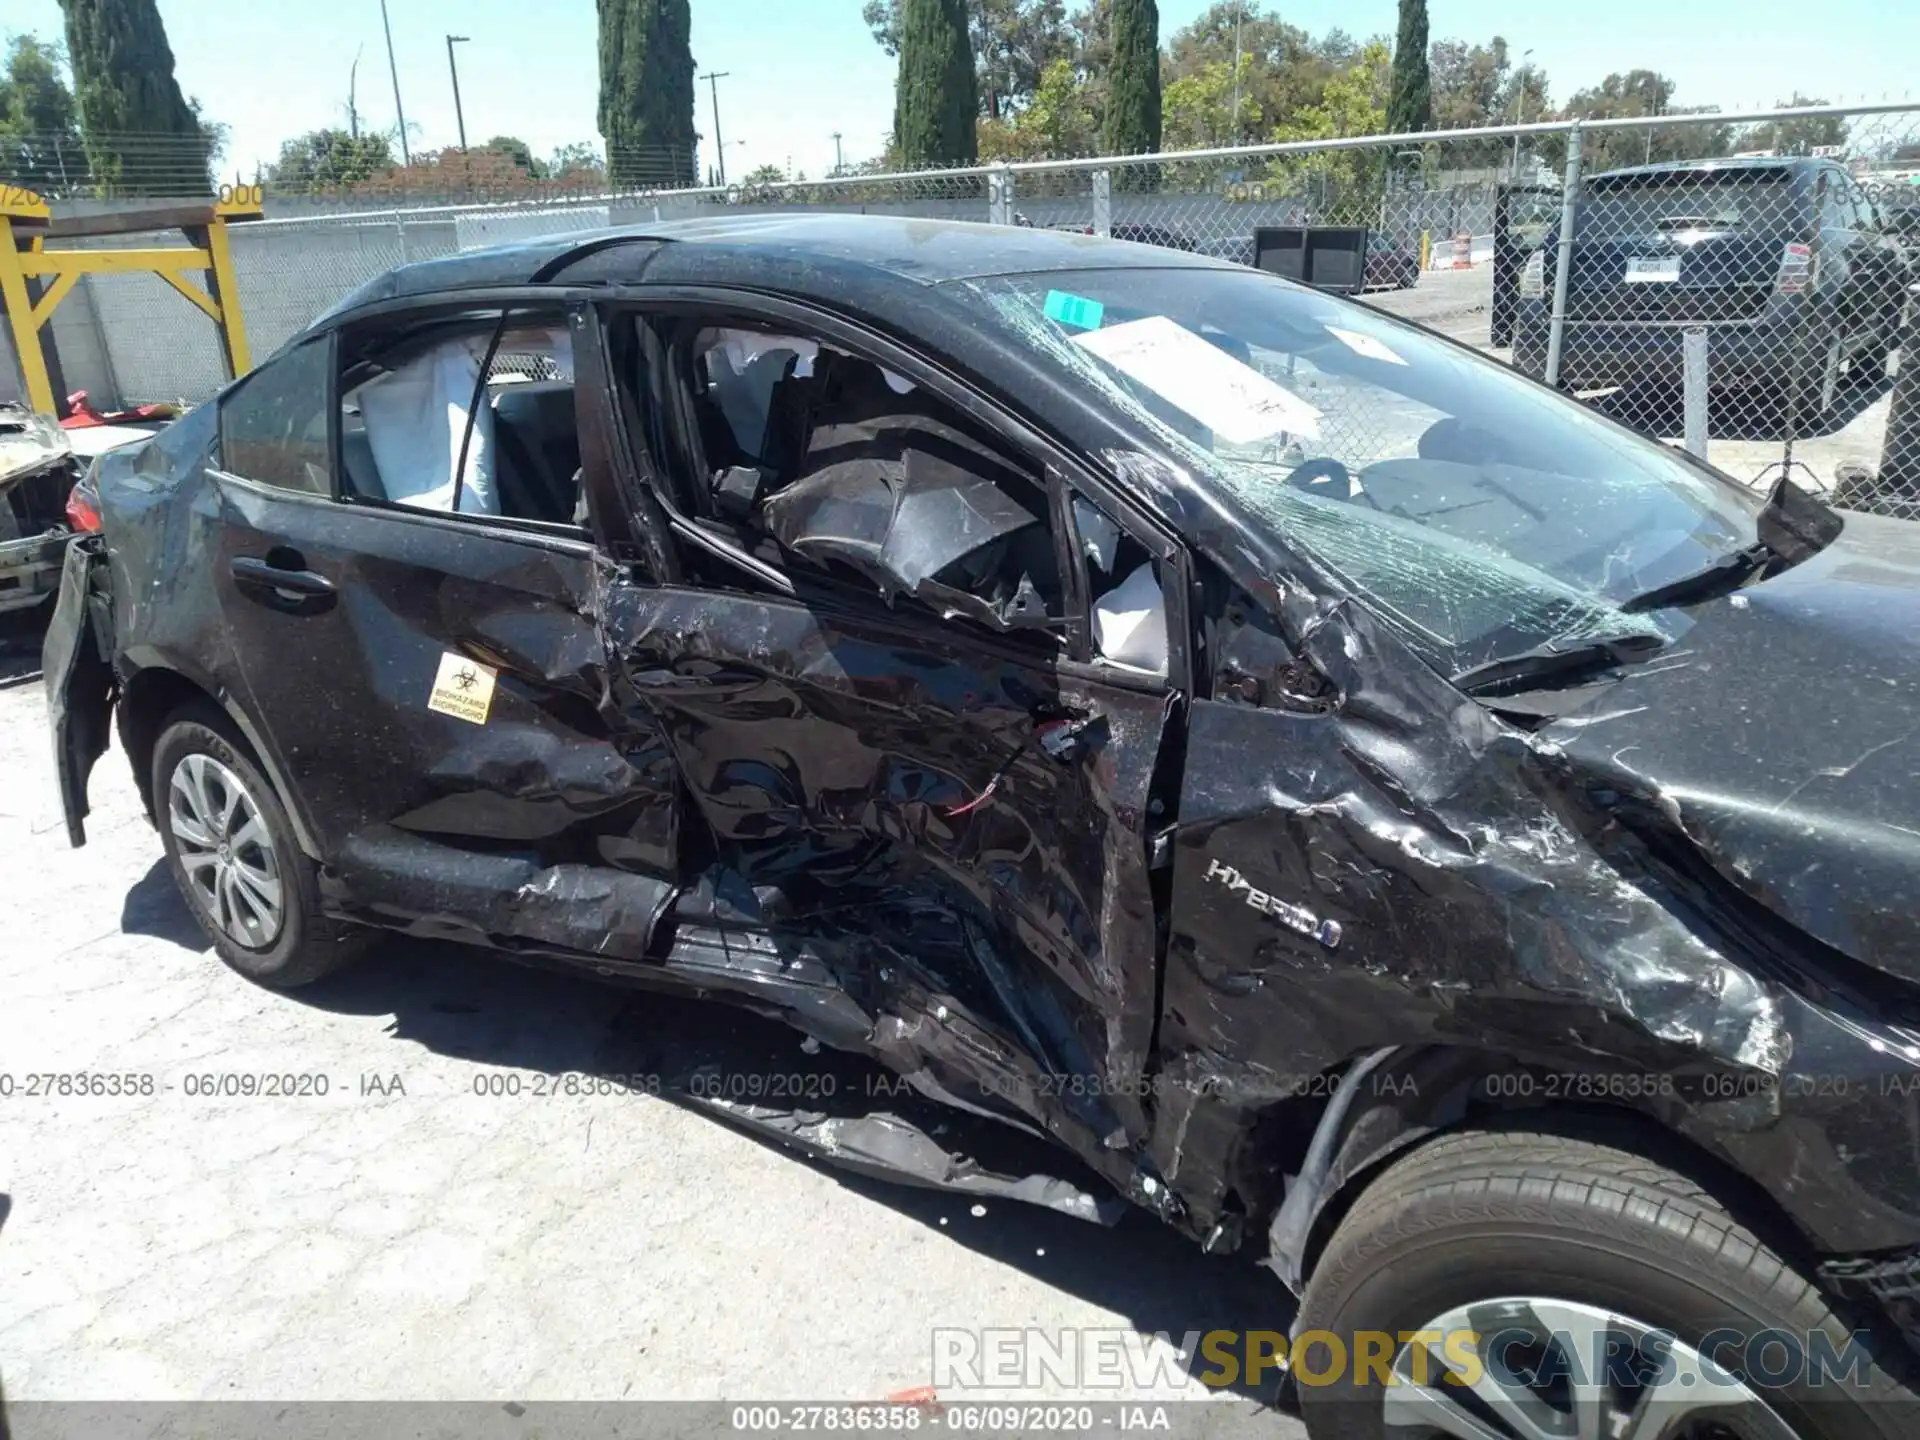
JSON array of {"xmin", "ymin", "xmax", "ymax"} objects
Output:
[
  {"xmin": 1293, "ymin": 1123, "xmax": 1920, "ymax": 1439},
  {"xmin": 152, "ymin": 703, "xmax": 370, "ymax": 987}
]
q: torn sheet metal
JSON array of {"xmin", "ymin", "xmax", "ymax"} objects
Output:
[
  {"xmin": 0, "ymin": 402, "xmax": 80, "ymax": 615},
  {"xmin": 606, "ymin": 994, "xmax": 1127, "ymax": 1223},
  {"xmin": 602, "ymin": 573, "xmax": 1177, "ymax": 1202},
  {"xmin": 1149, "ymin": 566, "xmax": 1920, "ymax": 1258},
  {"xmin": 42, "ymin": 537, "xmax": 115, "ymax": 846}
]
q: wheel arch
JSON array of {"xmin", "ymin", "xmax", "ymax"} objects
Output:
[
  {"xmin": 118, "ymin": 656, "xmax": 323, "ymax": 861},
  {"xmin": 1278, "ymin": 1045, "xmax": 1825, "ymax": 1303}
]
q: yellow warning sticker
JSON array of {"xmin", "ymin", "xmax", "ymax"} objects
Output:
[{"xmin": 427, "ymin": 651, "xmax": 498, "ymax": 725}]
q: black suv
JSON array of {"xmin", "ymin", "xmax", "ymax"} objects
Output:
[{"xmin": 1515, "ymin": 156, "xmax": 1911, "ymax": 426}]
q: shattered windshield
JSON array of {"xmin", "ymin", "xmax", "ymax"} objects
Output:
[{"xmin": 956, "ymin": 266, "xmax": 1762, "ymax": 675}]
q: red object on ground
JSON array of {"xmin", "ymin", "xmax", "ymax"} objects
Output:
[{"xmin": 60, "ymin": 390, "xmax": 179, "ymax": 429}]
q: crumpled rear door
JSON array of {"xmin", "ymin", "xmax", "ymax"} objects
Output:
[{"xmin": 43, "ymin": 535, "xmax": 115, "ymax": 847}]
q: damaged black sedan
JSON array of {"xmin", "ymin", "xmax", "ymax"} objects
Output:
[{"xmin": 46, "ymin": 214, "xmax": 1920, "ymax": 1436}]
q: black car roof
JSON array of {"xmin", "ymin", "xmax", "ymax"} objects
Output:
[
  {"xmin": 1585, "ymin": 155, "xmax": 1827, "ymax": 185},
  {"xmin": 315, "ymin": 212, "xmax": 1238, "ymax": 327}
]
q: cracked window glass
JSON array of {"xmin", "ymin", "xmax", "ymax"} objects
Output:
[{"xmin": 955, "ymin": 267, "xmax": 1768, "ymax": 674}]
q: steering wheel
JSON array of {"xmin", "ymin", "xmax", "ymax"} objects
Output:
[{"xmin": 1285, "ymin": 456, "xmax": 1379, "ymax": 510}]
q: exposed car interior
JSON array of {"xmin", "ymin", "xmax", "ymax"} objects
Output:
[
  {"xmin": 666, "ymin": 321, "xmax": 1165, "ymax": 667},
  {"xmin": 338, "ymin": 310, "xmax": 584, "ymax": 527}
]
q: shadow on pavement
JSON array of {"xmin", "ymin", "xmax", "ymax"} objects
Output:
[
  {"xmin": 120, "ymin": 858, "xmax": 211, "ymax": 952},
  {"xmin": 290, "ymin": 937, "xmax": 1297, "ymax": 1404}
]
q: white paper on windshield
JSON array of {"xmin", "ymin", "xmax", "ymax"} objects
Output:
[
  {"xmin": 1326, "ymin": 326, "xmax": 1407, "ymax": 366},
  {"xmin": 1073, "ymin": 315, "xmax": 1321, "ymax": 443}
]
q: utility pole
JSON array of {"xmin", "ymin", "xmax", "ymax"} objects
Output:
[
  {"xmin": 379, "ymin": 0, "xmax": 410, "ymax": 164},
  {"xmin": 832, "ymin": 131, "xmax": 844, "ymax": 175},
  {"xmin": 1511, "ymin": 48, "xmax": 1533, "ymax": 178},
  {"xmin": 348, "ymin": 45, "xmax": 362, "ymax": 138},
  {"xmin": 1230, "ymin": 4, "xmax": 1243, "ymax": 145},
  {"xmin": 701, "ymin": 70, "xmax": 731, "ymax": 185},
  {"xmin": 446, "ymin": 35, "xmax": 471, "ymax": 151}
]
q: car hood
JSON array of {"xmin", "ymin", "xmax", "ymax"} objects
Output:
[
  {"xmin": 1542, "ymin": 509, "xmax": 1920, "ymax": 983},
  {"xmin": 0, "ymin": 403, "xmax": 72, "ymax": 491}
]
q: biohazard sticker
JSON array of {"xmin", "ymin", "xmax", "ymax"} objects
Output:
[{"xmin": 427, "ymin": 651, "xmax": 498, "ymax": 724}]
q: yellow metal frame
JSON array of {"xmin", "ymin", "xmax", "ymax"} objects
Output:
[{"xmin": 1, "ymin": 184, "xmax": 264, "ymax": 416}]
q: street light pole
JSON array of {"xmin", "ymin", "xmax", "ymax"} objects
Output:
[
  {"xmin": 446, "ymin": 35, "xmax": 470, "ymax": 152},
  {"xmin": 1511, "ymin": 48, "xmax": 1534, "ymax": 178},
  {"xmin": 700, "ymin": 70, "xmax": 731, "ymax": 185},
  {"xmin": 832, "ymin": 131, "xmax": 844, "ymax": 175},
  {"xmin": 379, "ymin": 0, "xmax": 409, "ymax": 164}
]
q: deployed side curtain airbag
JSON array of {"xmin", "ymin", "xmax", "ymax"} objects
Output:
[{"xmin": 357, "ymin": 336, "xmax": 499, "ymax": 515}]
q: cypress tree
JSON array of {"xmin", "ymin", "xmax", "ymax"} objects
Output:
[
  {"xmin": 1104, "ymin": 0, "xmax": 1162, "ymax": 156},
  {"xmin": 597, "ymin": 0, "xmax": 697, "ymax": 187},
  {"xmin": 58, "ymin": 0, "xmax": 208, "ymax": 194},
  {"xmin": 1387, "ymin": 0, "xmax": 1432, "ymax": 133},
  {"xmin": 895, "ymin": 0, "xmax": 977, "ymax": 168}
]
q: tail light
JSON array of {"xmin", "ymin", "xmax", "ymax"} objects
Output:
[
  {"xmin": 1777, "ymin": 242, "xmax": 1814, "ymax": 294},
  {"xmin": 65, "ymin": 480, "xmax": 102, "ymax": 534},
  {"xmin": 1521, "ymin": 251, "xmax": 1546, "ymax": 299}
]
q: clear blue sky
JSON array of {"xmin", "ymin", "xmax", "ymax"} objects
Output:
[{"xmin": 8, "ymin": 0, "xmax": 1915, "ymax": 183}]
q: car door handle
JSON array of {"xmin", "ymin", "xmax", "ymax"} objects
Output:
[{"xmin": 231, "ymin": 555, "xmax": 337, "ymax": 614}]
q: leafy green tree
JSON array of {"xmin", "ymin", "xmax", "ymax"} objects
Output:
[
  {"xmin": 866, "ymin": 0, "xmax": 1073, "ymax": 120},
  {"xmin": 0, "ymin": 34, "xmax": 87, "ymax": 191},
  {"xmin": 1162, "ymin": 56, "xmax": 1258, "ymax": 150},
  {"xmin": 895, "ymin": 0, "xmax": 978, "ymax": 166},
  {"xmin": 740, "ymin": 161, "xmax": 787, "ymax": 185},
  {"xmin": 1387, "ymin": 0, "xmax": 1430, "ymax": 133},
  {"xmin": 264, "ymin": 127, "xmax": 394, "ymax": 193},
  {"xmin": 977, "ymin": 56, "xmax": 1098, "ymax": 158},
  {"xmin": 1743, "ymin": 96, "xmax": 1848, "ymax": 158},
  {"xmin": 1427, "ymin": 36, "xmax": 1507, "ymax": 131},
  {"xmin": 597, "ymin": 0, "xmax": 696, "ymax": 186},
  {"xmin": 1559, "ymin": 70, "xmax": 1731, "ymax": 174},
  {"xmin": 546, "ymin": 141, "xmax": 606, "ymax": 181},
  {"xmin": 1161, "ymin": 7, "xmax": 1361, "ymax": 145},
  {"xmin": 57, "ymin": 0, "xmax": 212, "ymax": 193},
  {"xmin": 1266, "ymin": 39, "xmax": 1391, "ymax": 218},
  {"xmin": 1103, "ymin": 0, "xmax": 1159, "ymax": 154},
  {"xmin": 480, "ymin": 134, "xmax": 544, "ymax": 176}
]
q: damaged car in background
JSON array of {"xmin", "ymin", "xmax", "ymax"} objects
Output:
[
  {"xmin": 0, "ymin": 401, "xmax": 82, "ymax": 616},
  {"xmin": 45, "ymin": 214, "xmax": 1920, "ymax": 1436}
]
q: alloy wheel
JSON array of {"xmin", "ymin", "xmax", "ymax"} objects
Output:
[
  {"xmin": 1380, "ymin": 1297, "xmax": 1803, "ymax": 1440},
  {"xmin": 168, "ymin": 751, "xmax": 285, "ymax": 950}
]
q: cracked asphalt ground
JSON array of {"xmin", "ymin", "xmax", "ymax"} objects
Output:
[{"xmin": 0, "ymin": 615, "xmax": 1304, "ymax": 1427}]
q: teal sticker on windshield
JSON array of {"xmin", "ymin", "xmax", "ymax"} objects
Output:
[{"xmin": 1044, "ymin": 290, "xmax": 1105, "ymax": 330}]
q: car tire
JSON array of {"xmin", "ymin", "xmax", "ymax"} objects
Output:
[
  {"xmin": 152, "ymin": 702, "xmax": 371, "ymax": 988},
  {"xmin": 1293, "ymin": 1122, "xmax": 1920, "ymax": 1440}
]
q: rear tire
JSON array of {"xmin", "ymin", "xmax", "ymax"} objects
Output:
[
  {"xmin": 1294, "ymin": 1123, "xmax": 1920, "ymax": 1439},
  {"xmin": 152, "ymin": 702, "xmax": 370, "ymax": 988}
]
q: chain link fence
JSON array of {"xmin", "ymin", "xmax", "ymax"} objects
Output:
[{"xmin": 7, "ymin": 102, "xmax": 1919, "ymax": 506}]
